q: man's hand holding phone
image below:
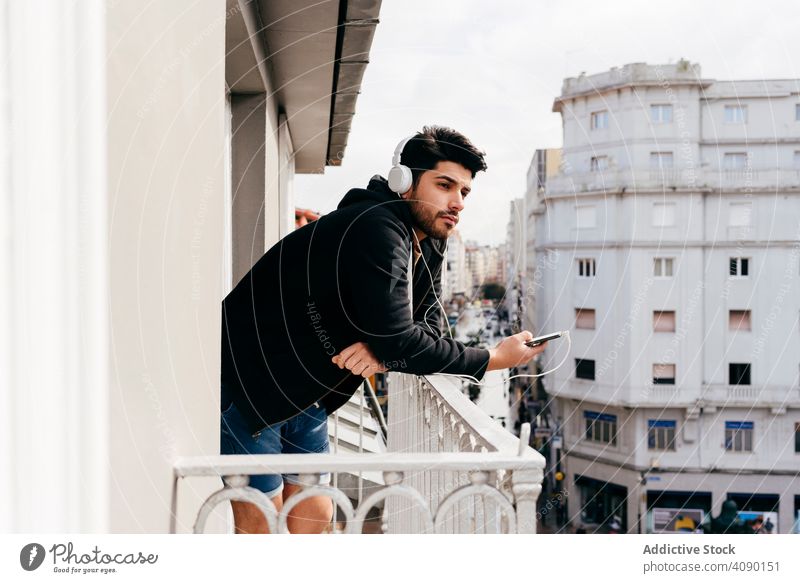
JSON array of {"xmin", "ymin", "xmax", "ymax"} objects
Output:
[{"xmin": 487, "ymin": 331, "xmax": 550, "ymax": 372}]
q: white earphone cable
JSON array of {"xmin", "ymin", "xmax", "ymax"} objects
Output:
[{"xmin": 411, "ymin": 229, "xmax": 570, "ymax": 388}]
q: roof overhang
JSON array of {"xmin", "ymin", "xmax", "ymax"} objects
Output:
[{"xmin": 226, "ymin": 0, "xmax": 381, "ymax": 173}]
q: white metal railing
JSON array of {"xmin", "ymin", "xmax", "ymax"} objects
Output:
[
  {"xmin": 171, "ymin": 372, "xmax": 545, "ymax": 534},
  {"xmin": 174, "ymin": 450, "xmax": 542, "ymax": 534},
  {"xmin": 384, "ymin": 372, "xmax": 543, "ymax": 533},
  {"xmin": 706, "ymin": 168, "xmax": 800, "ymax": 190},
  {"xmin": 546, "ymin": 168, "xmax": 696, "ymax": 194},
  {"xmin": 701, "ymin": 383, "xmax": 800, "ymax": 406}
]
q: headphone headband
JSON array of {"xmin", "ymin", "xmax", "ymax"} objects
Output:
[{"xmin": 392, "ymin": 135, "xmax": 415, "ymax": 166}]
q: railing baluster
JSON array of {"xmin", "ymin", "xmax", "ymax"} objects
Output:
[
  {"xmin": 412, "ymin": 377, "xmax": 421, "ymax": 534},
  {"xmin": 511, "ymin": 467, "xmax": 542, "ymax": 534},
  {"xmin": 430, "ymin": 401, "xmax": 439, "ymax": 514},
  {"xmin": 442, "ymin": 411, "xmax": 453, "ymax": 533},
  {"xmin": 358, "ymin": 382, "xmax": 364, "ymax": 508},
  {"xmin": 423, "ymin": 391, "xmax": 432, "ymax": 515},
  {"xmin": 332, "ymin": 409, "xmax": 339, "ymax": 530}
]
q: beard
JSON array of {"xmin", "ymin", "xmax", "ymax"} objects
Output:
[{"xmin": 407, "ymin": 195, "xmax": 455, "ymax": 240}]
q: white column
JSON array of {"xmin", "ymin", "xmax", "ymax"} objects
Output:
[{"xmin": 0, "ymin": 0, "xmax": 108, "ymax": 532}]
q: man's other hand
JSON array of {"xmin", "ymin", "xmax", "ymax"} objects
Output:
[{"xmin": 331, "ymin": 341, "xmax": 389, "ymax": 377}]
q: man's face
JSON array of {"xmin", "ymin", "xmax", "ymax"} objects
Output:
[{"xmin": 401, "ymin": 160, "xmax": 472, "ymax": 239}]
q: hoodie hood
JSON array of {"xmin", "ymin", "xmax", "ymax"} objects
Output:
[
  {"xmin": 337, "ymin": 174, "xmax": 414, "ymax": 229},
  {"xmin": 336, "ymin": 174, "xmax": 447, "ymax": 258}
]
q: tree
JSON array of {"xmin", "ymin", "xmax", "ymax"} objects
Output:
[{"xmin": 480, "ymin": 282, "xmax": 506, "ymax": 301}]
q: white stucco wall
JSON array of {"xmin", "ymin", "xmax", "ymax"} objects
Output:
[{"xmin": 106, "ymin": 0, "xmax": 228, "ymax": 533}]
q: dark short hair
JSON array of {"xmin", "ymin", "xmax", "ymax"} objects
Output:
[{"xmin": 400, "ymin": 125, "xmax": 488, "ymax": 188}]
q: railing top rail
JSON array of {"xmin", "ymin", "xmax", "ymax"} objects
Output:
[
  {"xmin": 702, "ymin": 383, "xmax": 795, "ymax": 390},
  {"xmin": 174, "ymin": 451, "xmax": 544, "ymax": 479},
  {"xmin": 422, "ymin": 374, "xmax": 538, "ymax": 457}
]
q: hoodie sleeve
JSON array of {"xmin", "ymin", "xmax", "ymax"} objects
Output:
[{"xmin": 340, "ymin": 210, "xmax": 490, "ymax": 379}]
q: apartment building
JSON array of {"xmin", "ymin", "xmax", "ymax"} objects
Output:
[
  {"xmin": 533, "ymin": 61, "xmax": 800, "ymax": 533},
  {"xmin": 443, "ymin": 228, "xmax": 469, "ymax": 301},
  {"xmin": 524, "ymin": 148, "xmax": 562, "ymax": 336},
  {"xmin": 505, "ymin": 198, "xmax": 526, "ymax": 327},
  {"xmin": 465, "ymin": 242, "xmax": 505, "ymax": 294}
]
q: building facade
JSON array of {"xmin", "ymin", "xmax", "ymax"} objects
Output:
[
  {"xmin": 443, "ymin": 228, "xmax": 469, "ymax": 302},
  {"xmin": 505, "ymin": 198, "xmax": 526, "ymax": 328},
  {"xmin": 535, "ymin": 61, "xmax": 800, "ymax": 533},
  {"xmin": 1, "ymin": 0, "xmax": 380, "ymax": 533},
  {"xmin": 466, "ymin": 241, "xmax": 505, "ymax": 294},
  {"xmin": 524, "ymin": 148, "xmax": 562, "ymax": 336}
]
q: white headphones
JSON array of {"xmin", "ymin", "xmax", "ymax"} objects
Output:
[{"xmin": 387, "ymin": 135, "xmax": 416, "ymax": 195}]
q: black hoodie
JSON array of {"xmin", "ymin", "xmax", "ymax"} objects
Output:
[{"xmin": 221, "ymin": 175, "xmax": 491, "ymax": 434}]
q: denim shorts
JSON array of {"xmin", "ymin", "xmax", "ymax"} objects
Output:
[{"xmin": 220, "ymin": 399, "xmax": 331, "ymax": 499}]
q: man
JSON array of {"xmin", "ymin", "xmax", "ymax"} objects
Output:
[{"xmin": 220, "ymin": 125, "xmax": 547, "ymax": 533}]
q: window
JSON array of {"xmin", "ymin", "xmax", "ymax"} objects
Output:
[
  {"xmin": 577, "ymin": 258, "xmax": 596, "ymax": 278},
  {"xmin": 653, "ymin": 310, "xmax": 676, "ymax": 332},
  {"xmin": 650, "ymin": 152, "xmax": 674, "ymax": 168},
  {"xmin": 729, "ymin": 202, "xmax": 752, "ymax": 227},
  {"xmin": 653, "ymin": 257, "xmax": 674, "ymax": 277},
  {"xmin": 729, "ymin": 257, "xmax": 749, "ymax": 277},
  {"xmin": 584, "ymin": 411, "xmax": 617, "ymax": 445},
  {"xmin": 590, "ymin": 155, "xmax": 609, "ymax": 172},
  {"xmin": 650, "ymin": 104, "xmax": 673, "ymax": 124},
  {"xmin": 576, "ymin": 204, "xmax": 596, "ymax": 228},
  {"xmin": 591, "ymin": 110, "xmax": 609, "ymax": 130},
  {"xmin": 576, "ymin": 358, "xmax": 596, "ymax": 380},
  {"xmin": 794, "ymin": 423, "xmax": 800, "ymax": 453},
  {"xmin": 652, "ymin": 202, "xmax": 676, "ymax": 227},
  {"xmin": 723, "ymin": 152, "xmax": 749, "ymax": 170},
  {"xmin": 795, "ymin": 104, "xmax": 799, "ymax": 121},
  {"xmin": 795, "ymin": 423, "xmax": 800, "ymax": 453},
  {"xmin": 729, "ymin": 362, "xmax": 751, "ymax": 385},
  {"xmin": 724, "ymin": 104, "xmax": 748, "ymax": 124},
  {"xmin": 794, "ymin": 151, "xmax": 800, "ymax": 169},
  {"xmin": 648, "ymin": 420, "xmax": 676, "ymax": 450},
  {"xmin": 725, "ymin": 421, "xmax": 753, "ymax": 452},
  {"xmin": 653, "ymin": 363, "xmax": 676, "ymax": 385},
  {"xmin": 729, "ymin": 310, "xmax": 752, "ymax": 332},
  {"xmin": 576, "ymin": 308, "xmax": 596, "ymax": 330}
]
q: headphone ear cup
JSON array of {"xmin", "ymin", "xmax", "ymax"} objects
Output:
[{"xmin": 388, "ymin": 164, "xmax": 413, "ymax": 195}]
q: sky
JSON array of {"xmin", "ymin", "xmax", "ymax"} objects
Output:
[{"xmin": 294, "ymin": 0, "xmax": 800, "ymax": 246}]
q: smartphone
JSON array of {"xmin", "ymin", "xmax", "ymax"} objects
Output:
[{"xmin": 524, "ymin": 331, "xmax": 566, "ymax": 347}]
